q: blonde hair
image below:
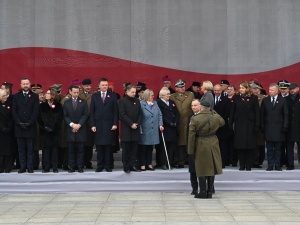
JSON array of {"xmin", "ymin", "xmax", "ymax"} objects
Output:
[
  {"xmin": 159, "ymin": 87, "xmax": 170, "ymax": 98},
  {"xmin": 202, "ymin": 80, "xmax": 213, "ymax": 91},
  {"xmin": 142, "ymin": 89, "xmax": 154, "ymax": 101},
  {"xmin": 239, "ymin": 81, "xmax": 251, "ymax": 96}
]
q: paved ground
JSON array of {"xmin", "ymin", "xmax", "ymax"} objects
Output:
[{"xmin": 1, "ymin": 191, "xmax": 300, "ymax": 224}]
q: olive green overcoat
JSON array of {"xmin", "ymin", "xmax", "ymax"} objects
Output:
[{"xmin": 188, "ymin": 109, "xmax": 225, "ymax": 177}]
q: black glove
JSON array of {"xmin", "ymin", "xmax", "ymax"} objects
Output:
[
  {"xmin": 2, "ymin": 127, "xmax": 9, "ymax": 133},
  {"xmin": 170, "ymin": 122, "xmax": 177, "ymax": 127},
  {"xmin": 282, "ymin": 127, "xmax": 288, "ymax": 133},
  {"xmin": 19, "ymin": 122, "xmax": 28, "ymax": 130},
  {"xmin": 44, "ymin": 126, "xmax": 53, "ymax": 133}
]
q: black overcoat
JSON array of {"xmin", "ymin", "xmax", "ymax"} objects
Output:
[
  {"xmin": 157, "ymin": 99, "xmax": 180, "ymax": 142},
  {"xmin": 90, "ymin": 91, "xmax": 118, "ymax": 145},
  {"xmin": 229, "ymin": 94, "xmax": 260, "ymax": 149},
  {"xmin": 118, "ymin": 95, "xmax": 142, "ymax": 142},
  {"xmin": 0, "ymin": 101, "xmax": 14, "ymax": 155},
  {"xmin": 12, "ymin": 90, "xmax": 39, "ymax": 138},
  {"xmin": 63, "ymin": 97, "xmax": 89, "ymax": 143},
  {"xmin": 214, "ymin": 95, "xmax": 231, "ymax": 140},
  {"xmin": 38, "ymin": 101, "xmax": 63, "ymax": 147},
  {"xmin": 261, "ymin": 95, "xmax": 289, "ymax": 142},
  {"xmin": 285, "ymin": 94, "xmax": 300, "ymax": 142}
]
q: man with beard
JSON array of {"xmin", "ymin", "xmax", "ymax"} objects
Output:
[{"xmin": 12, "ymin": 78, "xmax": 39, "ymax": 173}]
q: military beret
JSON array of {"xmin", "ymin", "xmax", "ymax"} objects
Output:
[
  {"xmin": 192, "ymin": 81, "xmax": 201, "ymax": 87},
  {"xmin": 72, "ymin": 79, "xmax": 81, "ymax": 85},
  {"xmin": 174, "ymin": 79, "xmax": 186, "ymax": 88},
  {"xmin": 220, "ymin": 80, "xmax": 230, "ymax": 85},
  {"xmin": 2, "ymin": 82, "xmax": 13, "ymax": 88},
  {"xmin": 162, "ymin": 75, "xmax": 171, "ymax": 82},
  {"xmin": 82, "ymin": 78, "xmax": 92, "ymax": 85},
  {"xmin": 200, "ymin": 100, "xmax": 210, "ymax": 107},
  {"xmin": 288, "ymin": 82, "xmax": 299, "ymax": 90}
]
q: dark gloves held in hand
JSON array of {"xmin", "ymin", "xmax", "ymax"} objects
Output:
[
  {"xmin": 170, "ymin": 122, "xmax": 177, "ymax": 127},
  {"xmin": 44, "ymin": 126, "xmax": 53, "ymax": 133},
  {"xmin": 19, "ymin": 122, "xmax": 30, "ymax": 129}
]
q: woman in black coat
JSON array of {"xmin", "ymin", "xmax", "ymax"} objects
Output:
[
  {"xmin": 0, "ymin": 89, "xmax": 14, "ymax": 173},
  {"xmin": 38, "ymin": 89, "xmax": 63, "ymax": 173},
  {"xmin": 229, "ymin": 81, "xmax": 260, "ymax": 171},
  {"xmin": 157, "ymin": 87, "xmax": 180, "ymax": 170}
]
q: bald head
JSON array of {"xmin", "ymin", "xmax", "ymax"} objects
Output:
[{"xmin": 214, "ymin": 84, "xmax": 222, "ymax": 97}]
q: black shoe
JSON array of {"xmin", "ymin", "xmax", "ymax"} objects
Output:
[
  {"xmin": 124, "ymin": 168, "xmax": 130, "ymax": 173},
  {"xmin": 191, "ymin": 190, "xmax": 198, "ymax": 195},
  {"xmin": 146, "ymin": 165, "xmax": 155, "ymax": 171},
  {"xmin": 194, "ymin": 193, "xmax": 207, "ymax": 199},
  {"xmin": 78, "ymin": 168, "xmax": 84, "ymax": 173},
  {"xmin": 0, "ymin": 170, "xmax": 3, "ymax": 173},
  {"xmin": 286, "ymin": 166, "xmax": 294, "ymax": 170},
  {"xmin": 140, "ymin": 167, "xmax": 146, "ymax": 171},
  {"xmin": 161, "ymin": 165, "xmax": 168, "ymax": 170},
  {"xmin": 4, "ymin": 170, "xmax": 10, "ymax": 173},
  {"xmin": 246, "ymin": 167, "xmax": 251, "ymax": 171},
  {"xmin": 18, "ymin": 168, "xmax": 26, "ymax": 173},
  {"xmin": 207, "ymin": 192, "xmax": 213, "ymax": 199},
  {"xmin": 239, "ymin": 167, "xmax": 245, "ymax": 171},
  {"xmin": 266, "ymin": 166, "xmax": 273, "ymax": 171},
  {"xmin": 95, "ymin": 167, "xmax": 103, "ymax": 172},
  {"xmin": 252, "ymin": 164, "xmax": 262, "ymax": 168},
  {"xmin": 106, "ymin": 168, "xmax": 112, "ymax": 172},
  {"xmin": 130, "ymin": 166, "xmax": 141, "ymax": 172},
  {"xmin": 63, "ymin": 166, "xmax": 69, "ymax": 171},
  {"xmin": 275, "ymin": 166, "xmax": 282, "ymax": 171},
  {"xmin": 42, "ymin": 169, "xmax": 50, "ymax": 173},
  {"xmin": 53, "ymin": 168, "xmax": 58, "ymax": 173},
  {"xmin": 27, "ymin": 168, "xmax": 34, "ymax": 173},
  {"xmin": 177, "ymin": 165, "xmax": 184, "ymax": 168},
  {"xmin": 68, "ymin": 168, "xmax": 75, "ymax": 173}
]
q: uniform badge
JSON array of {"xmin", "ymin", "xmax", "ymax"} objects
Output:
[
  {"xmin": 79, "ymin": 100, "xmax": 82, "ymax": 103},
  {"xmin": 51, "ymin": 105, "xmax": 55, "ymax": 109}
]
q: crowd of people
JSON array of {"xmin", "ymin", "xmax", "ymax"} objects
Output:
[{"xmin": 0, "ymin": 76, "xmax": 299, "ymax": 188}]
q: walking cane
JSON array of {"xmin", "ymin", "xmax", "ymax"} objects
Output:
[{"xmin": 161, "ymin": 131, "xmax": 171, "ymax": 171}]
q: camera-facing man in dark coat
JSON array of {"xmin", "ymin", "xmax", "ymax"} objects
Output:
[
  {"xmin": 63, "ymin": 85, "xmax": 89, "ymax": 173},
  {"xmin": 12, "ymin": 78, "xmax": 39, "ymax": 173}
]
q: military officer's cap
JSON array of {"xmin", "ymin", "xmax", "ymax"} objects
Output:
[
  {"xmin": 174, "ymin": 79, "xmax": 186, "ymax": 88},
  {"xmin": 200, "ymin": 100, "xmax": 210, "ymax": 107},
  {"xmin": 250, "ymin": 81, "xmax": 263, "ymax": 89},
  {"xmin": 82, "ymin": 78, "xmax": 92, "ymax": 85},
  {"xmin": 278, "ymin": 80, "xmax": 290, "ymax": 89}
]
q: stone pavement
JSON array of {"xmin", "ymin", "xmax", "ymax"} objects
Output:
[{"xmin": 1, "ymin": 191, "xmax": 300, "ymax": 224}]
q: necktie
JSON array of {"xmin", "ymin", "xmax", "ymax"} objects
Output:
[
  {"xmin": 24, "ymin": 92, "xmax": 28, "ymax": 99},
  {"xmin": 72, "ymin": 98, "xmax": 77, "ymax": 110},
  {"xmin": 102, "ymin": 93, "xmax": 105, "ymax": 102},
  {"xmin": 216, "ymin": 97, "xmax": 219, "ymax": 106},
  {"xmin": 272, "ymin": 97, "xmax": 275, "ymax": 106}
]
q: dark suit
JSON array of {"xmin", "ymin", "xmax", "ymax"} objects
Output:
[
  {"xmin": 12, "ymin": 90, "xmax": 39, "ymax": 170},
  {"xmin": 261, "ymin": 95, "xmax": 289, "ymax": 168},
  {"xmin": 284, "ymin": 93, "xmax": 300, "ymax": 168},
  {"xmin": 118, "ymin": 95, "xmax": 142, "ymax": 170},
  {"xmin": 63, "ymin": 97, "xmax": 89, "ymax": 169},
  {"xmin": 90, "ymin": 91, "xmax": 118, "ymax": 170},
  {"xmin": 214, "ymin": 95, "xmax": 231, "ymax": 167}
]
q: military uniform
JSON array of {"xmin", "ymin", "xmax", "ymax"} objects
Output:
[
  {"xmin": 170, "ymin": 90, "xmax": 194, "ymax": 166},
  {"xmin": 79, "ymin": 88, "xmax": 95, "ymax": 168},
  {"xmin": 188, "ymin": 106, "xmax": 224, "ymax": 199}
]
